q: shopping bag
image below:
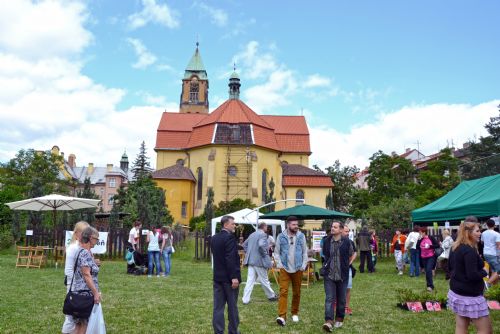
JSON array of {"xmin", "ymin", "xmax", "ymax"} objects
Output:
[{"xmin": 86, "ymin": 304, "xmax": 106, "ymax": 334}]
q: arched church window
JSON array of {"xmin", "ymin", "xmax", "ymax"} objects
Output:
[
  {"xmin": 296, "ymin": 189, "xmax": 304, "ymax": 204},
  {"xmin": 197, "ymin": 167, "xmax": 203, "ymax": 201},
  {"xmin": 262, "ymin": 169, "xmax": 268, "ymax": 203},
  {"xmin": 189, "ymin": 78, "xmax": 199, "ymax": 103}
]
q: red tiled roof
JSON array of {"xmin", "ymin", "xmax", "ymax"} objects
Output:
[
  {"xmin": 261, "ymin": 115, "xmax": 309, "ymax": 134},
  {"xmin": 187, "ymin": 124, "xmax": 215, "ymax": 148},
  {"xmin": 155, "ymin": 101, "xmax": 311, "ymax": 153},
  {"xmin": 157, "ymin": 112, "xmax": 207, "ymax": 131},
  {"xmin": 156, "ymin": 131, "xmax": 191, "ymax": 149},
  {"xmin": 252, "ymin": 125, "xmax": 280, "ymax": 151},
  {"xmin": 152, "ymin": 164, "xmax": 196, "ymax": 181},
  {"xmin": 276, "ymin": 134, "xmax": 310, "ymax": 153},
  {"xmin": 282, "ymin": 164, "xmax": 326, "ymax": 176},
  {"xmin": 196, "ymin": 99, "xmax": 273, "ymax": 129},
  {"xmin": 282, "ymin": 176, "xmax": 333, "ymax": 187}
]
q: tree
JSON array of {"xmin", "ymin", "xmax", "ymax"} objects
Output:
[
  {"xmin": 75, "ymin": 177, "xmax": 99, "ymax": 223},
  {"xmin": 460, "ymin": 108, "xmax": 500, "ymax": 179},
  {"xmin": 132, "ymin": 141, "xmax": 153, "ymax": 180},
  {"xmin": 316, "ymin": 160, "xmax": 359, "ymax": 212},
  {"xmin": 204, "ymin": 188, "xmax": 215, "ymax": 233},
  {"xmin": 367, "ymin": 197, "xmax": 416, "ymax": 230},
  {"xmin": 415, "ymin": 148, "xmax": 460, "ymax": 207},
  {"xmin": 0, "ymin": 149, "xmax": 70, "ymax": 228},
  {"xmin": 325, "ymin": 189, "xmax": 334, "ymax": 211},
  {"xmin": 366, "ymin": 151, "xmax": 416, "ymax": 204}
]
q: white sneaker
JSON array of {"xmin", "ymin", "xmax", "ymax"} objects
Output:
[
  {"xmin": 276, "ymin": 317, "xmax": 286, "ymax": 326},
  {"xmin": 398, "ymin": 271, "xmax": 403, "ymax": 275},
  {"xmin": 334, "ymin": 321, "xmax": 343, "ymax": 328},
  {"xmin": 292, "ymin": 315, "xmax": 299, "ymax": 323}
]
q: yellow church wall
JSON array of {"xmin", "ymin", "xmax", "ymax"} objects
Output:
[
  {"xmin": 154, "ymin": 179, "xmax": 194, "ymax": 226},
  {"xmin": 156, "ymin": 151, "xmax": 189, "ymax": 170},
  {"xmin": 280, "ymin": 154, "xmax": 309, "ymax": 166},
  {"xmin": 281, "ymin": 186, "xmax": 330, "ymax": 230}
]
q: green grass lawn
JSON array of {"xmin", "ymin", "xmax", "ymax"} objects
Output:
[{"xmin": 0, "ymin": 244, "xmax": 498, "ymax": 334}]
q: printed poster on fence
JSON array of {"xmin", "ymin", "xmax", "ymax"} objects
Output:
[
  {"xmin": 65, "ymin": 231, "xmax": 108, "ymax": 254},
  {"xmin": 312, "ymin": 231, "xmax": 326, "ymax": 252}
]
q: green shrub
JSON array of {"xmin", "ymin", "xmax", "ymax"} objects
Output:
[
  {"xmin": 0, "ymin": 226, "xmax": 14, "ymax": 250},
  {"xmin": 485, "ymin": 284, "xmax": 500, "ymax": 301},
  {"xmin": 396, "ymin": 288, "xmax": 447, "ymax": 304}
]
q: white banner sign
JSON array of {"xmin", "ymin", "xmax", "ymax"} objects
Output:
[
  {"xmin": 65, "ymin": 231, "xmax": 108, "ymax": 254},
  {"xmin": 312, "ymin": 231, "xmax": 327, "ymax": 252}
]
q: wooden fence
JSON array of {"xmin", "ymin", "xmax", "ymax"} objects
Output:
[{"xmin": 24, "ymin": 226, "xmax": 187, "ymax": 259}]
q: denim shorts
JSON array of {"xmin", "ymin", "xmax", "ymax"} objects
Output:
[{"xmin": 484, "ymin": 254, "xmax": 500, "ymax": 273}]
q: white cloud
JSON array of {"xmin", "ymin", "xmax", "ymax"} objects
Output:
[
  {"xmin": 127, "ymin": 38, "xmax": 157, "ymax": 69},
  {"xmin": 0, "ymin": 0, "xmax": 92, "ymax": 59},
  {"xmin": 0, "ymin": 1, "xmax": 170, "ymax": 168},
  {"xmin": 195, "ymin": 2, "xmax": 228, "ymax": 27},
  {"xmin": 309, "ymin": 100, "xmax": 500, "ymax": 169},
  {"xmin": 244, "ymin": 69, "xmax": 298, "ymax": 113},
  {"xmin": 128, "ymin": 0, "xmax": 179, "ymax": 30},
  {"xmin": 232, "ymin": 41, "xmax": 278, "ymax": 80},
  {"xmin": 302, "ymin": 74, "xmax": 331, "ymax": 88}
]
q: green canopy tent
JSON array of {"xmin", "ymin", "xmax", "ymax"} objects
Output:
[
  {"xmin": 412, "ymin": 173, "xmax": 500, "ymax": 223},
  {"xmin": 260, "ymin": 204, "xmax": 353, "ymax": 220}
]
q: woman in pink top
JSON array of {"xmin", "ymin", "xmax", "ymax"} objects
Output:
[{"xmin": 417, "ymin": 227, "xmax": 439, "ymax": 291}]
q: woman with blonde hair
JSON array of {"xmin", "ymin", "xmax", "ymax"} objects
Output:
[
  {"xmin": 448, "ymin": 216, "xmax": 492, "ymax": 334},
  {"xmin": 62, "ymin": 221, "xmax": 89, "ymax": 334}
]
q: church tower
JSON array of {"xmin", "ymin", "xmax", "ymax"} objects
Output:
[{"xmin": 179, "ymin": 43, "xmax": 209, "ymax": 114}]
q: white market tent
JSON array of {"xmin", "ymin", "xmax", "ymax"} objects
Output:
[{"xmin": 211, "ymin": 208, "xmax": 284, "ymax": 238}]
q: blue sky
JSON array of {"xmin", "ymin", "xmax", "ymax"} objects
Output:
[{"xmin": 0, "ymin": 0, "xmax": 498, "ymax": 168}]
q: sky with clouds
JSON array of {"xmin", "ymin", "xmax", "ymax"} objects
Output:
[{"xmin": 0, "ymin": 0, "xmax": 499, "ymax": 170}]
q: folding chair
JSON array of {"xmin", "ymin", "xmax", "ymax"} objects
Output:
[
  {"xmin": 238, "ymin": 250, "xmax": 245, "ymax": 268},
  {"xmin": 16, "ymin": 246, "xmax": 32, "ymax": 268},
  {"xmin": 269, "ymin": 257, "xmax": 280, "ymax": 285},
  {"xmin": 28, "ymin": 246, "xmax": 46, "ymax": 268},
  {"xmin": 301, "ymin": 262, "xmax": 316, "ymax": 288},
  {"xmin": 54, "ymin": 246, "xmax": 66, "ymax": 269}
]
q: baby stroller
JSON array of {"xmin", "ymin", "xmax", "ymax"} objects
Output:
[{"xmin": 125, "ymin": 246, "xmax": 148, "ymax": 275}]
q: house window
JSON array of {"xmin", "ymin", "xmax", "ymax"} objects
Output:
[
  {"xmin": 228, "ymin": 166, "xmax": 237, "ymax": 177},
  {"xmin": 181, "ymin": 201, "xmax": 187, "ymax": 218},
  {"xmin": 262, "ymin": 169, "xmax": 268, "ymax": 203},
  {"xmin": 189, "ymin": 80, "xmax": 199, "ymax": 103},
  {"xmin": 108, "ymin": 194, "xmax": 114, "ymax": 205},
  {"xmin": 109, "ymin": 177, "xmax": 116, "ymax": 188},
  {"xmin": 296, "ymin": 189, "xmax": 304, "ymax": 204},
  {"xmin": 197, "ymin": 168, "xmax": 203, "ymax": 201}
]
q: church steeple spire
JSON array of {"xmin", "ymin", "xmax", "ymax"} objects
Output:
[
  {"xmin": 228, "ymin": 64, "xmax": 240, "ymax": 100},
  {"xmin": 179, "ymin": 42, "xmax": 209, "ymax": 114}
]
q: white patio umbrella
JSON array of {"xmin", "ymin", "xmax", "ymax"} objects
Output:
[{"xmin": 6, "ymin": 193, "xmax": 101, "ymax": 226}]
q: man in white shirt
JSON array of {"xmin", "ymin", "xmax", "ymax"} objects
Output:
[
  {"xmin": 481, "ymin": 219, "xmax": 500, "ymax": 284},
  {"xmin": 405, "ymin": 226, "xmax": 421, "ymax": 277}
]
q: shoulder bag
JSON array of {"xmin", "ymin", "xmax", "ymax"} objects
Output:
[{"xmin": 63, "ymin": 249, "xmax": 95, "ymax": 319}]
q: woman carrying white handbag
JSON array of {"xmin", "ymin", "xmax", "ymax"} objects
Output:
[{"xmin": 438, "ymin": 229, "xmax": 453, "ymax": 280}]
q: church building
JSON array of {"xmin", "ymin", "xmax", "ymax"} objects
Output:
[{"xmin": 153, "ymin": 45, "xmax": 333, "ymax": 226}]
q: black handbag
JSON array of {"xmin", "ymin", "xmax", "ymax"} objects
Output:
[{"xmin": 63, "ymin": 249, "xmax": 94, "ymax": 319}]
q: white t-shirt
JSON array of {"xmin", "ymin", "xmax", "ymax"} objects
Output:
[
  {"xmin": 481, "ymin": 229, "xmax": 500, "ymax": 256},
  {"xmin": 128, "ymin": 227, "xmax": 139, "ymax": 245},
  {"xmin": 64, "ymin": 242, "xmax": 81, "ymax": 278},
  {"xmin": 148, "ymin": 231, "xmax": 160, "ymax": 251}
]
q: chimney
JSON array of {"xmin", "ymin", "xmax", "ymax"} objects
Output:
[
  {"xmin": 68, "ymin": 154, "xmax": 76, "ymax": 168},
  {"xmin": 107, "ymin": 164, "xmax": 113, "ymax": 172},
  {"xmin": 87, "ymin": 163, "xmax": 94, "ymax": 175}
]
